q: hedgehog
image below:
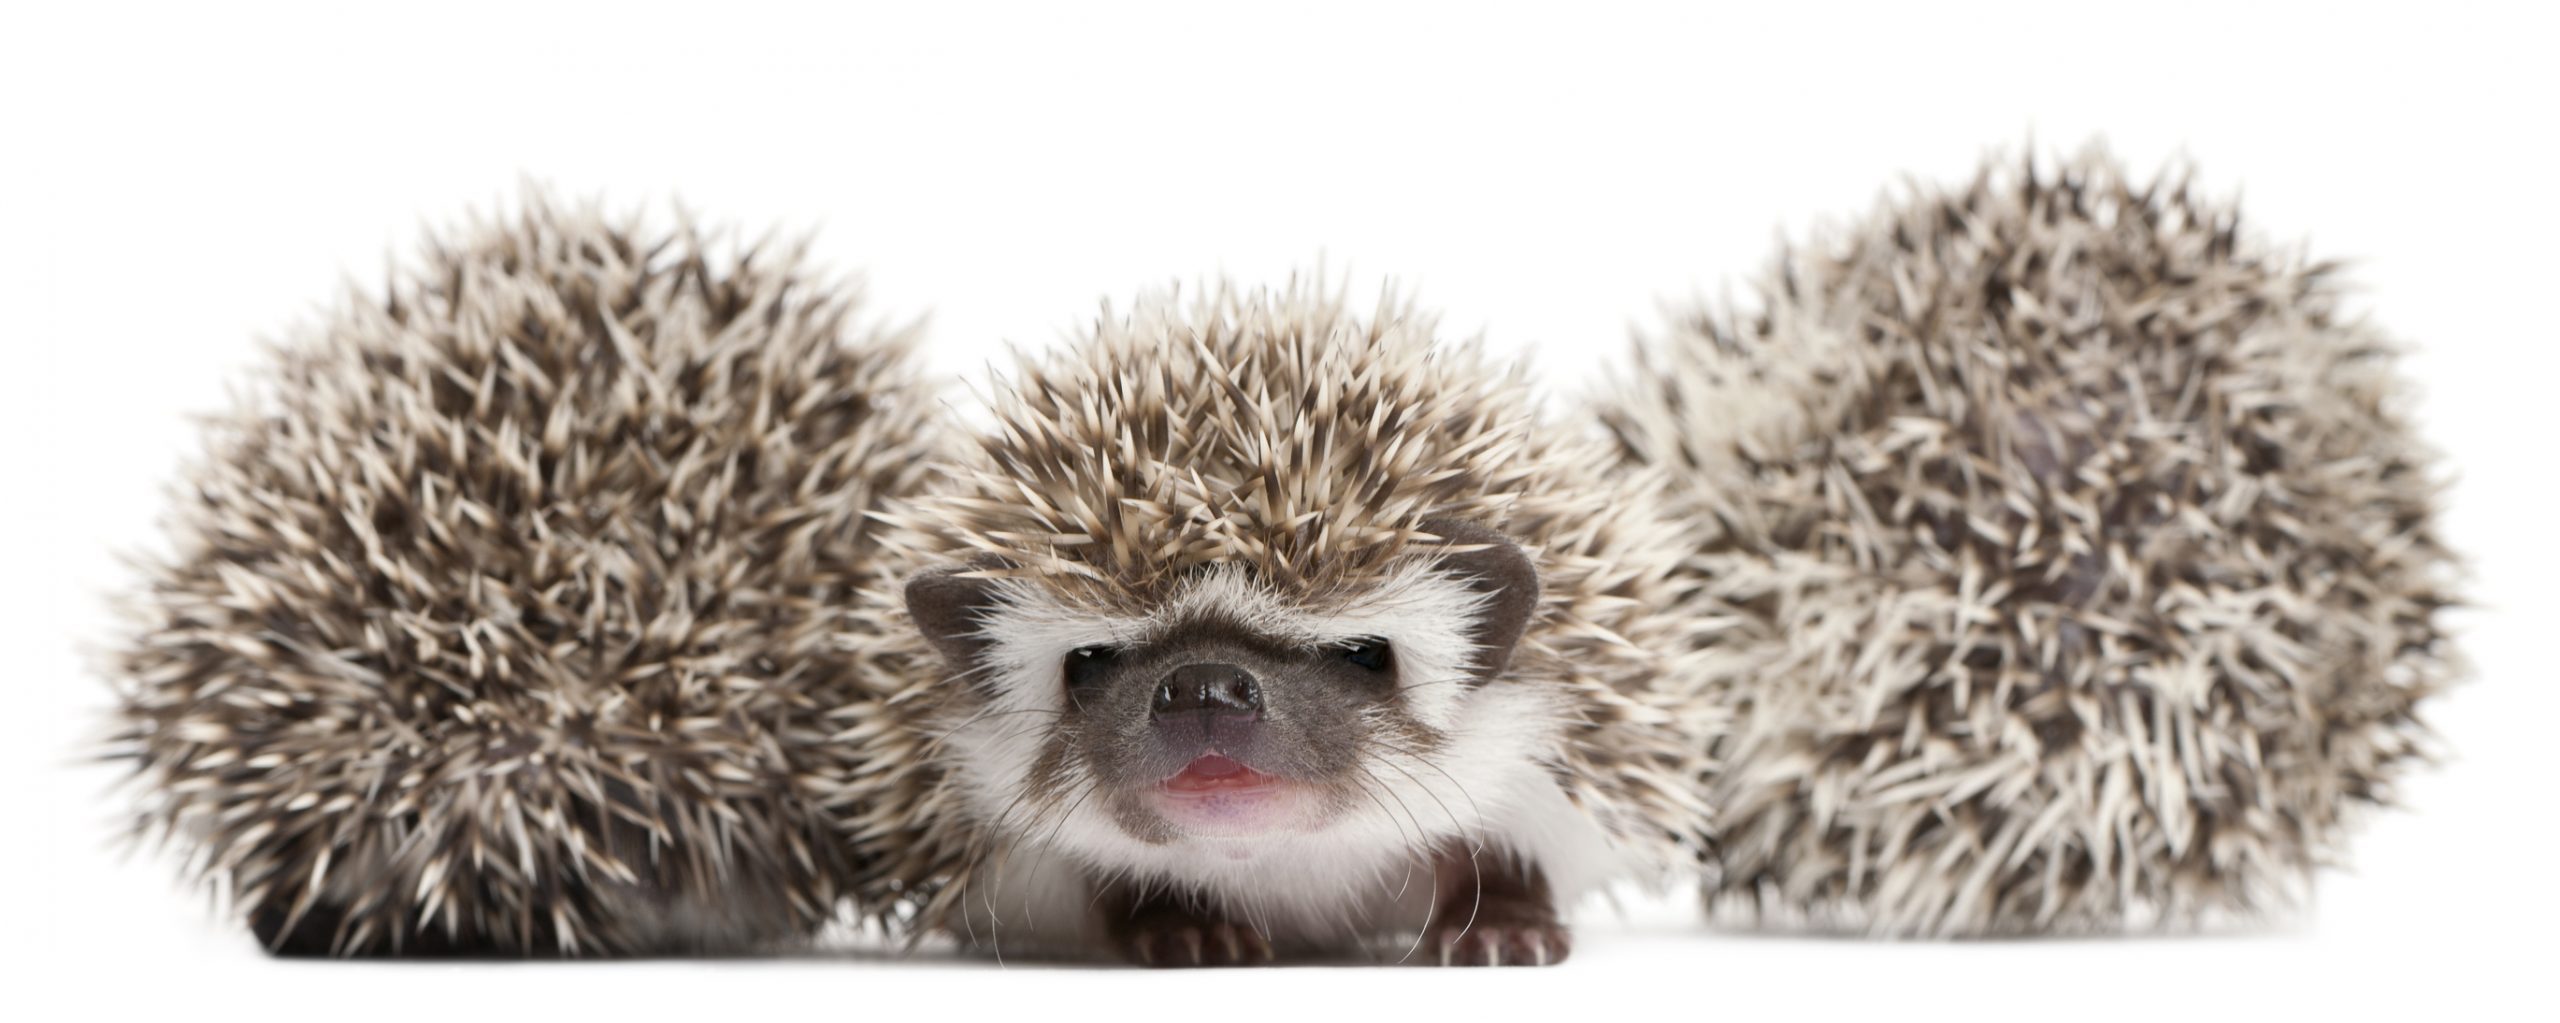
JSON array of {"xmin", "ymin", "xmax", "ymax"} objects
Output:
[
  {"xmin": 839, "ymin": 279, "xmax": 1715, "ymax": 966},
  {"xmin": 1600, "ymin": 147, "xmax": 2461, "ymax": 937},
  {"xmin": 107, "ymin": 196, "xmax": 941, "ymax": 956}
]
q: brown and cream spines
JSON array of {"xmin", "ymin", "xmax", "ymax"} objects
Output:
[
  {"xmin": 1604, "ymin": 147, "xmax": 2461, "ymax": 937},
  {"xmin": 108, "ymin": 197, "xmax": 944, "ymax": 955},
  {"xmin": 840, "ymin": 279, "xmax": 1719, "ymax": 959}
]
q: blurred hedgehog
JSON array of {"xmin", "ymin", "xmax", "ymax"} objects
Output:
[
  {"xmin": 108, "ymin": 197, "xmax": 940, "ymax": 956},
  {"xmin": 843, "ymin": 279, "xmax": 1713, "ymax": 966},
  {"xmin": 1602, "ymin": 147, "xmax": 2461, "ymax": 936}
]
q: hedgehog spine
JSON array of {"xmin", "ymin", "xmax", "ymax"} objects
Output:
[{"xmin": 110, "ymin": 195, "xmax": 943, "ymax": 956}]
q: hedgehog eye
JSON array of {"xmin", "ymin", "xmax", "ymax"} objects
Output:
[
  {"xmin": 1064, "ymin": 645, "xmax": 1118, "ymax": 691},
  {"xmin": 1335, "ymin": 638, "xmax": 1393, "ymax": 672}
]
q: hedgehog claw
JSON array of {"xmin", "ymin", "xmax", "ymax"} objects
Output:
[
  {"xmin": 1115, "ymin": 918, "xmax": 1271, "ymax": 968},
  {"xmin": 1429, "ymin": 921, "xmax": 1569, "ymax": 967}
]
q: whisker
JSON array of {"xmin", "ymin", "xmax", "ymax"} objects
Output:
[
  {"xmin": 1394, "ymin": 675, "xmax": 1478, "ymax": 695},
  {"xmin": 1443, "ymin": 842, "xmax": 1486, "ymax": 963},
  {"xmin": 924, "ymin": 705, "xmax": 1065, "ymax": 748},
  {"xmin": 1347, "ymin": 763, "xmax": 1444, "ymax": 966},
  {"xmin": 1347, "ymin": 766, "xmax": 1424, "ymax": 900},
  {"xmin": 1351, "ymin": 762, "xmax": 1433, "ymax": 859},
  {"xmin": 1365, "ymin": 734, "xmax": 1488, "ymax": 840},
  {"xmin": 1013, "ymin": 774, "xmax": 1104, "ymax": 935},
  {"xmin": 1396, "ymin": 854, "xmax": 1444, "ymax": 965},
  {"xmin": 1368, "ymin": 750, "xmax": 1471, "ymax": 846}
]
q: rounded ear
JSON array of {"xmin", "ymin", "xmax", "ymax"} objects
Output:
[
  {"xmin": 903, "ymin": 561, "xmax": 1006, "ymax": 670},
  {"xmin": 1416, "ymin": 518, "xmax": 1542, "ymax": 680}
]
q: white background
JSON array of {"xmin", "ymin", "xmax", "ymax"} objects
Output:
[{"xmin": 4, "ymin": 2, "xmax": 2554, "ymax": 1019}]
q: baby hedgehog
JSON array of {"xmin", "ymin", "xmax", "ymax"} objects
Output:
[
  {"xmin": 109, "ymin": 197, "xmax": 940, "ymax": 955},
  {"xmin": 1603, "ymin": 148, "xmax": 2461, "ymax": 936},
  {"xmin": 846, "ymin": 280, "xmax": 1713, "ymax": 966}
]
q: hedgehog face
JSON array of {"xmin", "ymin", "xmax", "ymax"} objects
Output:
[
  {"xmin": 906, "ymin": 521, "xmax": 1539, "ymax": 853},
  {"xmin": 1040, "ymin": 613, "xmax": 1401, "ymax": 841}
]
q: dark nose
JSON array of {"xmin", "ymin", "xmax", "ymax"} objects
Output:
[{"xmin": 1151, "ymin": 663, "xmax": 1262, "ymax": 720}]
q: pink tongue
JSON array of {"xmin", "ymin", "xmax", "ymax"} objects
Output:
[{"xmin": 1167, "ymin": 753, "xmax": 1265, "ymax": 791}]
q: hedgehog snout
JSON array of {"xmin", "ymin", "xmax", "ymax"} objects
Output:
[{"xmin": 1149, "ymin": 663, "xmax": 1264, "ymax": 752}]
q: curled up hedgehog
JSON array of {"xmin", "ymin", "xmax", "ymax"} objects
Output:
[
  {"xmin": 108, "ymin": 198, "xmax": 941, "ymax": 955},
  {"xmin": 842, "ymin": 281, "xmax": 1716, "ymax": 966},
  {"xmin": 1602, "ymin": 148, "xmax": 2461, "ymax": 937}
]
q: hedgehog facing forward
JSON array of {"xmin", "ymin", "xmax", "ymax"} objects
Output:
[
  {"xmin": 110, "ymin": 199, "xmax": 941, "ymax": 955},
  {"xmin": 1604, "ymin": 148, "xmax": 2460, "ymax": 936},
  {"xmin": 844, "ymin": 280, "xmax": 1714, "ymax": 965}
]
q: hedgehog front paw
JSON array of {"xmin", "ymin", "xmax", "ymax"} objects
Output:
[
  {"xmin": 1429, "ymin": 917, "xmax": 1570, "ymax": 967},
  {"xmin": 1425, "ymin": 844, "xmax": 1569, "ymax": 966},
  {"xmin": 1119, "ymin": 917, "xmax": 1275, "ymax": 967},
  {"xmin": 1096, "ymin": 880, "xmax": 1276, "ymax": 967}
]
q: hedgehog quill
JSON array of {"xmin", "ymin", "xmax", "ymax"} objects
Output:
[
  {"xmin": 843, "ymin": 280, "xmax": 1717, "ymax": 966},
  {"xmin": 1603, "ymin": 147, "xmax": 2461, "ymax": 937},
  {"xmin": 108, "ymin": 198, "xmax": 943, "ymax": 956}
]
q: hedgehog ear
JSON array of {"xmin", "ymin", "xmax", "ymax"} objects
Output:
[
  {"xmin": 904, "ymin": 561, "xmax": 1009, "ymax": 670},
  {"xmin": 1417, "ymin": 518, "xmax": 1541, "ymax": 680}
]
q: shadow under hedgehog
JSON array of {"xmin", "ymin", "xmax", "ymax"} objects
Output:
[{"xmin": 843, "ymin": 280, "xmax": 1716, "ymax": 966}]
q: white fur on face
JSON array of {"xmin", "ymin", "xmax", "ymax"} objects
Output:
[{"xmin": 937, "ymin": 562, "xmax": 1617, "ymax": 952}]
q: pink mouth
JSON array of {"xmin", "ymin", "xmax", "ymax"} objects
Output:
[
  {"xmin": 1150, "ymin": 754, "xmax": 1304, "ymax": 836},
  {"xmin": 1163, "ymin": 753, "xmax": 1276, "ymax": 793}
]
